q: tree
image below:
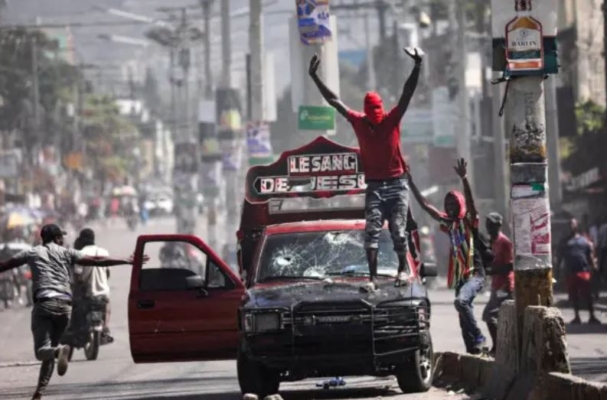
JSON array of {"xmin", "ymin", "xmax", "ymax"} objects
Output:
[
  {"xmin": 80, "ymin": 95, "xmax": 140, "ymax": 182},
  {"xmin": 561, "ymin": 101, "xmax": 607, "ymax": 175},
  {"xmin": 0, "ymin": 28, "xmax": 79, "ymax": 146}
]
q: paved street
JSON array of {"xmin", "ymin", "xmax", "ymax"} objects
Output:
[{"xmin": 0, "ymin": 218, "xmax": 604, "ymax": 400}]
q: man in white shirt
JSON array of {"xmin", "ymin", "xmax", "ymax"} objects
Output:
[{"xmin": 73, "ymin": 229, "xmax": 112, "ymax": 339}]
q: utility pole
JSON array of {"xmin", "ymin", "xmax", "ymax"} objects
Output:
[
  {"xmin": 545, "ymin": 76, "xmax": 562, "ymax": 209},
  {"xmin": 364, "ymin": 13, "xmax": 377, "ymax": 91},
  {"xmin": 492, "ymin": 73, "xmax": 509, "ymax": 220},
  {"xmin": 221, "ymin": 0, "xmax": 232, "ymax": 88},
  {"xmin": 249, "ymin": 0, "xmax": 264, "ymax": 124},
  {"xmin": 201, "ymin": 0, "xmax": 214, "ymax": 98},
  {"xmin": 448, "ymin": 0, "xmax": 472, "ymax": 181},
  {"xmin": 507, "ymin": 81, "xmax": 554, "ymax": 326}
]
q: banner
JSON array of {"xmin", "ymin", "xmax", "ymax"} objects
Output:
[
  {"xmin": 199, "ymin": 122, "xmax": 222, "ymax": 162},
  {"xmin": 491, "ymin": 0, "xmax": 558, "ymax": 75},
  {"xmin": 296, "ymin": 0, "xmax": 332, "ymax": 45},
  {"xmin": 245, "ymin": 136, "xmax": 366, "ymax": 203},
  {"xmin": 246, "ymin": 121, "xmax": 274, "ymax": 166}
]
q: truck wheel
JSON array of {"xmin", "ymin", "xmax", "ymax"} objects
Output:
[
  {"xmin": 84, "ymin": 331, "xmax": 100, "ymax": 361},
  {"xmin": 396, "ymin": 332, "xmax": 434, "ymax": 393},
  {"xmin": 237, "ymin": 351, "xmax": 280, "ymax": 398}
]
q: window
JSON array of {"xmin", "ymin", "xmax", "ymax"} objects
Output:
[
  {"xmin": 256, "ymin": 229, "xmax": 402, "ymax": 282},
  {"xmin": 139, "ymin": 240, "xmax": 207, "ymax": 291},
  {"xmin": 206, "ymin": 260, "xmax": 229, "ymax": 289}
]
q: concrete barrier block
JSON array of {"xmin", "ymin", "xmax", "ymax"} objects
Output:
[
  {"xmin": 522, "ymin": 306, "xmax": 570, "ymax": 374},
  {"xmin": 459, "ymin": 355, "xmax": 481, "ymax": 388},
  {"xmin": 434, "ymin": 352, "xmax": 461, "ymax": 384}
]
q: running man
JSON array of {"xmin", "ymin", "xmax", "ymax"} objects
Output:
[
  {"xmin": 408, "ymin": 159, "xmax": 487, "ymax": 354},
  {"xmin": 309, "ymin": 47, "xmax": 423, "ymax": 292},
  {"xmin": 0, "ymin": 224, "xmax": 146, "ymax": 400}
]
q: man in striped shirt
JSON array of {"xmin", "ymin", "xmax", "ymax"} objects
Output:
[{"xmin": 409, "ymin": 159, "xmax": 487, "ymax": 354}]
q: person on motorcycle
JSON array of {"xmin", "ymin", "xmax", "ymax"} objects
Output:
[
  {"xmin": 73, "ymin": 228, "xmax": 113, "ymax": 342},
  {"xmin": 0, "ymin": 224, "xmax": 145, "ymax": 400}
]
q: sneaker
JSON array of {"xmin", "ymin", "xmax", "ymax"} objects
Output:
[
  {"xmin": 588, "ymin": 316, "xmax": 602, "ymax": 325},
  {"xmin": 570, "ymin": 317, "xmax": 582, "ymax": 325},
  {"xmin": 57, "ymin": 345, "xmax": 70, "ymax": 376},
  {"xmin": 360, "ymin": 281, "xmax": 377, "ymax": 293},
  {"xmin": 470, "ymin": 335, "xmax": 486, "ymax": 355},
  {"xmin": 395, "ymin": 272, "xmax": 409, "ymax": 287},
  {"xmin": 31, "ymin": 392, "xmax": 42, "ymax": 400}
]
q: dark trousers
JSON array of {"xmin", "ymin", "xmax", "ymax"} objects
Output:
[
  {"xmin": 31, "ymin": 298, "xmax": 71, "ymax": 395},
  {"xmin": 482, "ymin": 290, "xmax": 513, "ymax": 349},
  {"xmin": 454, "ymin": 275, "xmax": 485, "ymax": 353}
]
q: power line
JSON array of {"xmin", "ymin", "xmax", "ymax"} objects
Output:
[{"xmin": 0, "ymin": 19, "xmax": 170, "ymax": 30}]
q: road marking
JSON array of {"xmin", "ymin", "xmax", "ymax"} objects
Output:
[{"xmin": 0, "ymin": 361, "xmax": 39, "ymax": 368}]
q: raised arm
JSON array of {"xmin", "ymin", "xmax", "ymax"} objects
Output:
[
  {"xmin": 309, "ymin": 54, "xmax": 351, "ymax": 118},
  {"xmin": 394, "ymin": 48, "xmax": 423, "ymax": 120},
  {"xmin": 454, "ymin": 158, "xmax": 478, "ymax": 220},
  {"xmin": 76, "ymin": 254, "xmax": 149, "ymax": 267},
  {"xmin": 408, "ymin": 173, "xmax": 444, "ymax": 222},
  {"xmin": 0, "ymin": 257, "xmax": 27, "ymax": 273}
]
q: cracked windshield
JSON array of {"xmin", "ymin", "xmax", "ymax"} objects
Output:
[{"xmin": 257, "ymin": 230, "xmax": 402, "ymax": 282}]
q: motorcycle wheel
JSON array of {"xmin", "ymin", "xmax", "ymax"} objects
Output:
[{"xmin": 84, "ymin": 331, "xmax": 100, "ymax": 361}]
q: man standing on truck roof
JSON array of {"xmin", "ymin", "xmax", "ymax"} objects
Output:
[
  {"xmin": 308, "ymin": 48, "xmax": 423, "ymax": 292},
  {"xmin": 0, "ymin": 224, "xmax": 146, "ymax": 400}
]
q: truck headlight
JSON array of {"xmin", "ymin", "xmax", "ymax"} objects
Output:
[{"xmin": 243, "ymin": 312, "xmax": 281, "ymax": 333}]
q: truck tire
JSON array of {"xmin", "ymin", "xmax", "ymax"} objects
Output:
[
  {"xmin": 237, "ymin": 350, "xmax": 280, "ymax": 398},
  {"xmin": 395, "ymin": 331, "xmax": 434, "ymax": 393}
]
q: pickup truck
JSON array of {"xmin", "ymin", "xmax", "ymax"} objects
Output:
[{"xmin": 127, "ymin": 136, "xmax": 437, "ymax": 398}]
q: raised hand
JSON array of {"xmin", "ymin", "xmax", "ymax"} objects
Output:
[
  {"xmin": 309, "ymin": 54, "xmax": 321, "ymax": 77},
  {"xmin": 404, "ymin": 47, "xmax": 423, "ymax": 64},
  {"xmin": 453, "ymin": 158, "xmax": 468, "ymax": 179}
]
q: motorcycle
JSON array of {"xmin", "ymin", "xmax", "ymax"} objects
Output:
[
  {"xmin": 61, "ymin": 297, "xmax": 112, "ymax": 361},
  {"xmin": 126, "ymin": 214, "xmax": 138, "ymax": 231}
]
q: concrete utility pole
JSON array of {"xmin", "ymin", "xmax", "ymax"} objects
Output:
[
  {"xmin": 221, "ymin": 0, "xmax": 232, "ymax": 88},
  {"xmin": 448, "ymin": 0, "xmax": 473, "ymax": 182},
  {"xmin": 249, "ymin": 0, "xmax": 264, "ymax": 124},
  {"xmin": 506, "ymin": 76, "xmax": 554, "ymax": 328},
  {"xmin": 201, "ymin": 0, "xmax": 214, "ymax": 98},
  {"xmin": 545, "ymin": 76, "xmax": 562, "ymax": 209},
  {"xmin": 492, "ymin": 74, "xmax": 508, "ymax": 219}
]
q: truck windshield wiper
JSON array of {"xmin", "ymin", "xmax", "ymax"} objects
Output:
[
  {"xmin": 260, "ymin": 276, "xmax": 324, "ymax": 282},
  {"xmin": 327, "ymin": 271, "xmax": 396, "ymax": 278}
]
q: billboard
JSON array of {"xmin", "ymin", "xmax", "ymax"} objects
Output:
[{"xmin": 296, "ymin": 0, "xmax": 332, "ymax": 45}]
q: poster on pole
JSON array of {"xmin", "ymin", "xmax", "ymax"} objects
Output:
[
  {"xmin": 491, "ymin": 0, "xmax": 558, "ymax": 75},
  {"xmin": 296, "ymin": 0, "xmax": 332, "ymax": 45},
  {"xmin": 246, "ymin": 121, "xmax": 274, "ymax": 165},
  {"xmin": 512, "ymin": 197, "xmax": 551, "ymax": 261}
]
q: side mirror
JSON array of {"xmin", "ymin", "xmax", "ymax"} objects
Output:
[
  {"xmin": 186, "ymin": 275, "xmax": 205, "ymax": 290},
  {"xmin": 420, "ymin": 262, "xmax": 438, "ymax": 278}
]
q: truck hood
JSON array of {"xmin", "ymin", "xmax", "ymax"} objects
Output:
[{"xmin": 245, "ymin": 278, "xmax": 427, "ymax": 309}]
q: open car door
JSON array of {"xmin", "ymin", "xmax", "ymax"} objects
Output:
[{"xmin": 128, "ymin": 234, "xmax": 245, "ymax": 363}]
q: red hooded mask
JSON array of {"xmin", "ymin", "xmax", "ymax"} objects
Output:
[
  {"xmin": 364, "ymin": 91, "xmax": 385, "ymax": 124},
  {"xmin": 444, "ymin": 190, "xmax": 467, "ymax": 220}
]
